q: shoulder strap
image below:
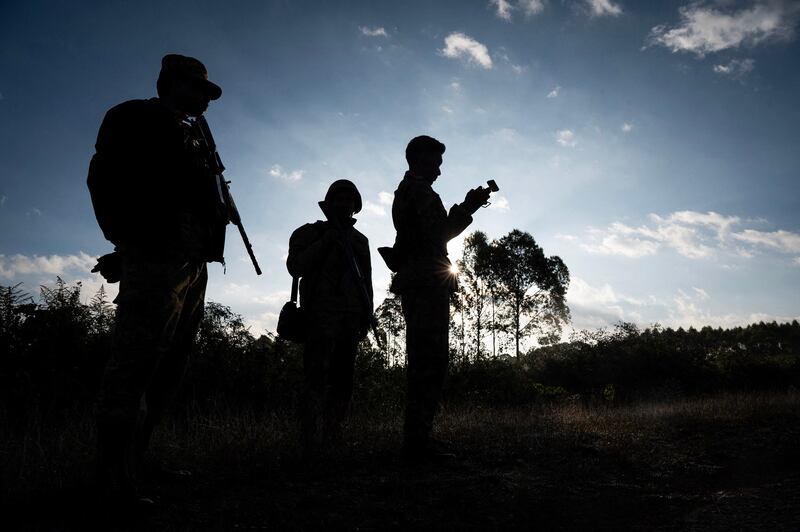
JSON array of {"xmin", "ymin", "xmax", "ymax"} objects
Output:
[{"xmin": 291, "ymin": 276, "xmax": 299, "ymax": 303}]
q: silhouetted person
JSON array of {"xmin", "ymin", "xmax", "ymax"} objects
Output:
[
  {"xmin": 87, "ymin": 54, "xmax": 226, "ymax": 505},
  {"xmin": 384, "ymin": 136, "xmax": 490, "ymax": 461},
  {"xmin": 287, "ymin": 180, "xmax": 374, "ymax": 457}
]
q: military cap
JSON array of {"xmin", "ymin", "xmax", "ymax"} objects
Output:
[
  {"xmin": 324, "ymin": 179, "xmax": 363, "ymax": 214},
  {"xmin": 160, "ymin": 54, "xmax": 222, "ymax": 100}
]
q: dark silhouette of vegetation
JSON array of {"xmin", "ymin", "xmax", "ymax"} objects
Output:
[
  {"xmin": 2, "ymin": 278, "xmax": 799, "ymax": 426},
  {"xmin": 2, "ymin": 278, "xmax": 799, "ymax": 530}
]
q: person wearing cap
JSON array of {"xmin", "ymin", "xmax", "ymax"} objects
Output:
[
  {"xmin": 286, "ymin": 180, "xmax": 374, "ymax": 457},
  {"xmin": 386, "ymin": 135, "xmax": 490, "ymax": 461},
  {"xmin": 87, "ymin": 54, "xmax": 226, "ymax": 504}
]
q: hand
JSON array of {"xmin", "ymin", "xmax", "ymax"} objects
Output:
[{"xmin": 462, "ymin": 187, "xmax": 492, "ymax": 214}]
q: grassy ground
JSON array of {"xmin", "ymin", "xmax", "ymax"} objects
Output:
[{"xmin": 2, "ymin": 391, "xmax": 799, "ymax": 531}]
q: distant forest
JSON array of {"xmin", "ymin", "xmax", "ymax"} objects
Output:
[{"xmin": 2, "ymin": 242, "xmax": 799, "ymax": 423}]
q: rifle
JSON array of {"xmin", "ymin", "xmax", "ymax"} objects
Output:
[
  {"xmin": 191, "ymin": 115, "xmax": 262, "ymax": 275},
  {"xmin": 318, "ymin": 201, "xmax": 383, "ymax": 349}
]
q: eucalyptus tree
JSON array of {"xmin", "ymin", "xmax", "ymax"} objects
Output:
[
  {"xmin": 456, "ymin": 231, "xmax": 493, "ymax": 359},
  {"xmin": 375, "ymin": 293, "xmax": 405, "ymax": 366},
  {"xmin": 489, "ymin": 230, "xmax": 571, "ymax": 357}
]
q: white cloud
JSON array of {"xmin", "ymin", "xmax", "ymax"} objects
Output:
[
  {"xmin": 26, "ymin": 207, "xmax": 42, "ymax": 217},
  {"xmin": 586, "ymin": 0, "xmax": 623, "ymax": 17},
  {"xmin": 441, "ymin": 105, "xmax": 454, "ymax": 114},
  {"xmin": 450, "ymin": 81, "xmax": 462, "ymax": 92},
  {"xmin": 0, "ymin": 252, "xmax": 109, "ymax": 304},
  {"xmin": 732, "ymin": 229, "xmax": 800, "ymax": 253},
  {"xmin": 511, "ymin": 64, "xmax": 526, "ymax": 74},
  {"xmin": 268, "ymin": 164, "xmax": 304, "ymax": 182},
  {"xmin": 488, "ymin": 195, "xmax": 510, "ymax": 211},
  {"xmin": 490, "ymin": 0, "xmax": 514, "ymax": 21},
  {"xmin": 621, "ymin": 122, "xmax": 634, "ymax": 132},
  {"xmin": 521, "ymin": 0, "xmax": 545, "ymax": 16},
  {"xmin": 647, "ymin": 1, "xmax": 799, "ymax": 57},
  {"xmin": 556, "ymin": 129, "xmax": 577, "ymax": 147},
  {"xmin": 581, "ymin": 230, "xmax": 661, "ymax": 258},
  {"xmin": 651, "ymin": 211, "xmax": 740, "ymax": 240},
  {"xmin": 568, "ymin": 276, "xmax": 798, "ymax": 332},
  {"xmin": 359, "ymin": 26, "xmax": 388, "ymax": 37},
  {"xmin": 546, "ymin": 85, "xmax": 560, "ymax": 98},
  {"xmin": 0, "ymin": 195, "xmax": 6, "ymax": 207},
  {"xmin": 793, "ymin": 257, "xmax": 800, "ymax": 267},
  {"xmin": 378, "ymin": 191, "xmax": 393, "ymax": 205},
  {"xmin": 570, "ymin": 210, "xmax": 800, "ymax": 264},
  {"xmin": 246, "ymin": 311, "xmax": 280, "ymax": 338},
  {"xmin": 713, "ymin": 58, "xmax": 755, "ymax": 78},
  {"xmin": 0, "ymin": 252, "xmax": 97, "ymax": 280},
  {"xmin": 361, "ymin": 201, "xmax": 386, "ymax": 217},
  {"xmin": 441, "ymin": 32, "xmax": 493, "ymax": 69}
]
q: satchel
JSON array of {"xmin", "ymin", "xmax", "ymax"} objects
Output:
[{"xmin": 277, "ymin": 276, "xmax": 305, "ymax": 342}]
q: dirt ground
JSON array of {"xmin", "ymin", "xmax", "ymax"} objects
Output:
[{"xmin": 3, "ymin": 393, "xmax": 800, "ymax": 531}]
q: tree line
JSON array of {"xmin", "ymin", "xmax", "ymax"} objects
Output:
[{"xmin": 2, "ymin": 228, "xmax": 800, "ymax": 423}]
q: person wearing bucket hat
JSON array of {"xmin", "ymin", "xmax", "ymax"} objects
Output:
[
  {"xmin": 87, "ymin": 54, "xmax": 229, "ymax": 506},
  {"xmin": 286, "ymin": 179, "xmax": 373, "ymax": 457}
]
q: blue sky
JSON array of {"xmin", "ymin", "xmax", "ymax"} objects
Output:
[{"xmin": 1, "ymin": 0, "xmax": 799, "ymax": 336}]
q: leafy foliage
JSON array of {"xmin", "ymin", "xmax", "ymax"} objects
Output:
[{"xmin": 1, "ymin": 278, "xmax": 799, "ymax": 426}]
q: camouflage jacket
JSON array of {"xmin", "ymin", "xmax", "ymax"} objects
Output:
[
  {"xmin": 87, "ymin": 98, "xmax": 226, "ymax": 263},
  {"xmin": 287, "ymin": 220, "xmax": 373, "ymax": 320},
  {"xmin": 389, "ymin": 171, "xmax": 473, "ymax": 294}
]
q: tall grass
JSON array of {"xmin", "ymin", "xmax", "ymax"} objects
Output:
[{"xmin": 3, "ymin": 389, "xmax": 798, "ymax": 503}]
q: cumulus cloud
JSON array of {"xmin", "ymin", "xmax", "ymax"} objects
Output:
[
  {"xmin": 621, "ymin": 122, "xmax": 634, "ymax": 132},
  {"xmin": 450, "ymin": 81, "xmax": 462, "ymax": 92},
  {"xmin": 547, "ymin": 86, "xmax": 561, "ymax": 98},
  {"xmin": 488, "ymin": 195, "xmax": 510, "ymax": 211},
  {"xmin": 647, "ymin": 1, "xmax": 800, "ymax": 57},
  {"xmin": 490, "ymin": 0, "xmax": 514, "ymax": 20},
  {"xmin": 441, "ymin": 32, "xmax": 493, "ymax": 69},
  {"xmin": 570, "ymin": 210, "xmax": 800, "ymax": 264},
  {"xmin": 521, "ymin": 0, "xmax": 545, "ymax": 16},
  {"xmin": 268, "ymin": 164, "xmax": 304, "ymax": 182},
  {"xmin": 568, "ymin": 276, "xmax": 798, "ymax": 332},
  {"xmin": 0, "ymin": 252, "xmax": 97, "ymax": 280},
  {"xmin": 359, "ymin": 26, "xmax": 388, "ymax": 37},
  {"xmin": 441, "ymin": 105, "xmax": 454, "ymax": 114},
  {"xmin": 378, "ymin": 191, "xmax": 393, "ymax": 205},
  {"xmin": 26, "ymin": 207, "xmax": 42, "ymax": 217},
  {"xmin": 556, "ymin": 129, "xmax": 577, "ymax": 147},
  {"xmin": 586, "ymin": 0, "xmax": 623, "ymax": 17},
  {"xmin": 713, "ymin": 57, "xmax": 755, "ymax": 78},
  {"xmin": 0, "ymin": 252, "xmax": 114, "ymax": 303},
  {"xmin": 361, "ymin": 201, "xmax": 386, "ymax": 217},
  {"xmin": 732, "ymin": 229, "xmax": 800, "ymax": 253},
  {"xmin": 490, "ymin": 0, "xmax": 545, "ymax": 20}
]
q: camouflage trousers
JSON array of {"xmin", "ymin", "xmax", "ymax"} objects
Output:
[
  {"xmin": 301, "ymin": 310, "xmax": 361, "ymax": 454},
  {"xmin": 96, "ymin": 254, "xmax": 207, "ymax": 491},
  {"xmin": 401, "ymin": 287, "xmax": 450, "ymax": 447}
]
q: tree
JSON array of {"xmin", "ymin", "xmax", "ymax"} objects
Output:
[
  {"xmin": 456, "ymin": 231, "xmax": 493, "ymax": 359},
  {"xmin": 489, "ymin": 230, "xmax": 571, "ymax": 357},
  {"xmin": 375, "ymin": 293, "xmax": 405, "ymax": 366}
]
